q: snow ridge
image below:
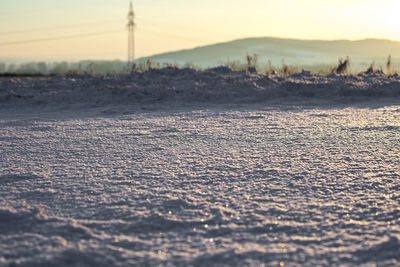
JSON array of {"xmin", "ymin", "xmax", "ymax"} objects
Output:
[{"xmin": 1, "ymin": 66, "xmax": 400, "ymax": 109}]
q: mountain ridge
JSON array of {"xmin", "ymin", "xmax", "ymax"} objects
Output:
[{"xmin": 137, "ymin": 37, "xmax": 400, "ymax": 70}]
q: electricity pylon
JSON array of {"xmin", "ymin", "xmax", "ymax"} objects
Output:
[{"xmin": 127, "ymin": 1, "xmax": 135, "ymax": 66}]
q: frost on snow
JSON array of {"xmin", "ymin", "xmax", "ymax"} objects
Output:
[
  {"xmin": 1, "ymin": 67, "xmax": 400, "ymax": 109},
  {"xmin": 1, "ymin": 68, "xmax": 400, "ymax": 266}
]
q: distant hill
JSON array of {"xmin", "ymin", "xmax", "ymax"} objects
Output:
[{"xmin": 138, "ymin": 37, "xmax": 400, "ymax": 71}]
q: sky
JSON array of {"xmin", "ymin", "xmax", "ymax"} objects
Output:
[{"xmin": 1, "ymin": 0, "xmax": 400, "ymax": 62}]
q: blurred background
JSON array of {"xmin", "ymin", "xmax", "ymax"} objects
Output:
[{"xmin": 1, "ymin": 0, "xmax": 400, "ymax": 73}]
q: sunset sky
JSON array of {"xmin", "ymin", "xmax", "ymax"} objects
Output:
[{"xmin": 1, "ymin": 0, "xmax": 400, "ymax": 61}]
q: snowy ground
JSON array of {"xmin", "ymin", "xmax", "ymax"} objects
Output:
[
  {"xmin": 1, "ymin": 69, "xmax": 400, "ymax": 266},
  {"xmin": 1, "ymin": 67, "xmax": 400, "ymax": 110}
]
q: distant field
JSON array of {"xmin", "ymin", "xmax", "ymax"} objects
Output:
[{"xmin": 2, "ymin": 37, "xmax": 400, "ymax": 75}]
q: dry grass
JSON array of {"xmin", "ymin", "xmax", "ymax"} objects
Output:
[
  {"xmin": 1, "ymin": 54, "xmax": 399, "ymax": 76},
  {"xmin": 334, "ymin": 57, "xmax": 350, "ymax": 74},
  {"xmin": 386, "ymin": 55, "xmax": 392, "ymax": 73}
]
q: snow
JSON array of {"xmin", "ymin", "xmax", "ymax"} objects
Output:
[
  {"xmin": 1, "ymin": 68, "xmax": 400, "ymax": 266},
  {"xmin": 1, "ymin": 67, "xmax": 400, "ymax": 112}
]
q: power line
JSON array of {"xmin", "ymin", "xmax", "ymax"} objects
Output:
[
  {"xmin": 0, "ymin": 20, "xmax": 124, "ymax": 35},
  {"xmin": 0, "ymin": 30, "xmax": 205, "ymax": 48},
  {"xmin": 0, "ymin": 30, "xmax": 125, "ymax": 46}
]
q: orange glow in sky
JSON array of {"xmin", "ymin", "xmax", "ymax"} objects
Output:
[{"xmin": 1, "ymin": 0, "xmax": 400, "ymax": 61}]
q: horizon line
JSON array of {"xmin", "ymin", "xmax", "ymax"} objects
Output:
[{"xmin": 1, "ymin": 35, "xmax": 399, "ymax": 63}]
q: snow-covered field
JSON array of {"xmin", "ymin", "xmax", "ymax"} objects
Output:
[
  {"xmin": 1, "ymin": 69, "xmax": 400, "ymax": 266},
  {"xmin": 1, "ymin": 67, "xmax": 400, "ymax": 110}
]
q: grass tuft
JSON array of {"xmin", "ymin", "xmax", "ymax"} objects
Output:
[{"xmin": 335, "ymin": 57, "xmax": 350, "ymax": 74}]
